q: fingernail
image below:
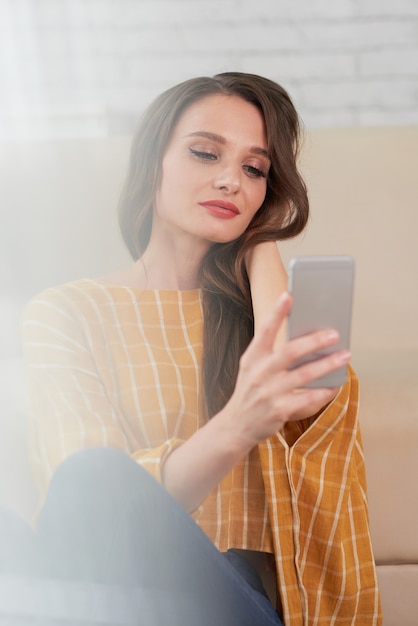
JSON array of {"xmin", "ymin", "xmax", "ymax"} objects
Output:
[
  {"xmin": 276, "ymin": 292, "xmax": 290, "ymax": 308},
  {"xmin": 326, "ymin": 330, "xmax": 339, "ymax": 341}
]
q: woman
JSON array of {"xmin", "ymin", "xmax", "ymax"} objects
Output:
[{"xmin": 21, "ymin": 73, "xmax": 382, "ymax": 625}]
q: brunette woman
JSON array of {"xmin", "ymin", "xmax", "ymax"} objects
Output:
[{"xmin": 21, "ymin": 73, "xmax": 382, "ymax": 625}]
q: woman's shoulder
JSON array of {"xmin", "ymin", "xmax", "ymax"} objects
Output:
[
  {"xmin": 21, "ymin": 279, "xmax": 151, "ymax": 347},
  {"xmin": 24, "ymin": 279, "xmax": 108, "ymax": 316},
  {"xmin": 22, "ymin": 278, "xmax": 203, "ymax": 350},
  {"xmin": 22, "ymin": 279, "xmax": 133, "ymax": 333},
  {"xmin": 23, "ymin": 278, "xmax": 202, "ymax": 324}
]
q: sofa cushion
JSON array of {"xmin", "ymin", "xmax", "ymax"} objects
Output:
[
  {"xmin": 354, "ymin": 350, "xmax": 418, "ymax": 564},
  {"xmin": 376, "ymin": 564, "xmax": 418, "ymax": 626}
]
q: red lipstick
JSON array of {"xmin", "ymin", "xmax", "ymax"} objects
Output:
[{"xmin": 199, "ymin": 200, "xmax": 240, "ymax": 219}]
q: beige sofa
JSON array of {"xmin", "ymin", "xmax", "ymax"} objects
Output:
[
  {"xmin": 1, "ymin": 126, "xmax": 417, "ymax": 624},
  {"xmin": 280, "ymin": 127, "xmax": 418, "ymax": 626}
]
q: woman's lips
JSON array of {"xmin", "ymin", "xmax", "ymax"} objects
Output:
[{"xmin": 199, "ymin": 200, "xmax": 240, "ymax": 219}]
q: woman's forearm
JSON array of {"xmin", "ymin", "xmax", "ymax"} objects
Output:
[
  {"xmin": 246, "ymin": 241, "xmax": 288, "ymax": 347},
  {"xmin": 161, "ymin": 405, "xmax": 253, "ymax": 513},
  {"xmin": 162, "ymin": 244, "xmax": 345, "ymax": 513}
]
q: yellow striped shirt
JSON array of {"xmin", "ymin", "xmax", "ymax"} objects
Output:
[{"xmin": 22, "ymin": 280, "xmax": 382, "ymax": 625}]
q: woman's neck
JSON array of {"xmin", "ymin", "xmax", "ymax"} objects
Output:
[
  {"xmin": 101, "ymin": 241, "xmax": 208, "ymax": 290},
  {"xmin": 138, "ymin": 256, "xmax": 201, "ymax": 290},
  {"xmin": 99, "ymin": 257, "xmax": 201, "ymax": 291},
  {"xmin": 138, "ymin": 232, "xmax": 210, "ymax": 290}
]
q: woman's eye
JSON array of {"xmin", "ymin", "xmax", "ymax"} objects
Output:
[
  {"xmin": 189, "ymin": 148, "xmax": 217, "ymax": 161},
  {"xmin": 244, "ymin": 164, "xmax": 266, "ymax": 178}
]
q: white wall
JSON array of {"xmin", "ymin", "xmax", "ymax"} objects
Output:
[{"xmin": 1, "ymin": 0, "xmax": 418, "ymax": 139}]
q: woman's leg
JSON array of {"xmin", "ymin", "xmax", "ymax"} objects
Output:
[{"xmin": 37, "ymin": 447, "xmax": 282, "ymax": 626}]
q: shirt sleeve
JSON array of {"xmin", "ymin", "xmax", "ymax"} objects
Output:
[
  {"xmin": 22, "ymin": 287, "xmax": 184, "ymax": 505},
  {"xmin": 260, "ymin": 368, "xmax": 382, "ymax": 624}
]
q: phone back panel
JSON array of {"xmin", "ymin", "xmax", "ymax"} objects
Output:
[{"xmin": 287, "ymin": 255, "xmax": 355, "ymax": 387}]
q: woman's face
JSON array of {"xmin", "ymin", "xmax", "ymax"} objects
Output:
[{"xmin": 153, "ymin": 93, "xmax": 270, "ymax": 251}]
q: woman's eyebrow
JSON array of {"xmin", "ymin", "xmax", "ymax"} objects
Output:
[{"xmin": 186, "ymin": 131, "xmax": 270, "ymax": 159}]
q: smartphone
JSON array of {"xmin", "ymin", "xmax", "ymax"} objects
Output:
[{"xmin": 287, "ymin": 255, "xmax": 355, "ymax": 388}]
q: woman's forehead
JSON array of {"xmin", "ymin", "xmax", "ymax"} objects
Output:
[{"xmin": 172, "ymin": 93, "xmax": 268, "ymax": 150}]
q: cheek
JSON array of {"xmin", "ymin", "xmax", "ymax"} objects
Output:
[
  {"xmin": 251, "ymin": 183, "xmax": 268, "ymax": 215},
  {"xmin": 155, "ymin": 160, "xmax": 182, "ymax": 208},
  {"xmin": 160, "ymin": 164, "xmax": 196, "ymax": 206}
]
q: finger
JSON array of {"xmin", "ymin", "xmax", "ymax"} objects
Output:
[
  {"xmin": 285, "ymin": 348, "xmax": 351, "ymax": 391},
  {"xmin": 278, "ymin": 327, "xmax": 341, "ymax": 371},
  {"xmin": 286, "ymin": 387, "xmax": 339, "ymax": 421},
  {"xmin": 247, "ymin": 292, "xmax": 292, "ymax": 360}
]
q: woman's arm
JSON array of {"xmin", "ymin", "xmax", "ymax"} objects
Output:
[
  {"xmin": 162, "ymin": 294, "xmax": 350, "ymax": 512},
  {"xmin": 245, "ymin": 241, "xmax": 288, "ymax": 347},
  {"xmin": 23, "ymin": 288, "xmax": 186, "ymax": 506},
  {"xmin": 25, "ymin": 283, "xmax": 349, "ymax": 516}
]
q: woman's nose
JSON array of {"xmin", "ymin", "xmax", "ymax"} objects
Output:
[{"xmin": 213, "ymin": 165, "xmax": 241, "ymax": 193}]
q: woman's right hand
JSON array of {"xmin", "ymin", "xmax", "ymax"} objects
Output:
[
  {"xmin": 222, "ymin": 292, "xmax": 351, "ymax": 449},
  {"xmin": 162, "ymin": 292, "xmax": 350, "ymax": 512}
]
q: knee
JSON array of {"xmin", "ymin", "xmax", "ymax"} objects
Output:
[
  {"xmin": 55, "ymin": 446, "xmax": 142, "ymax": 488},
  {"xmin": 40, "ymin": 448, "xmax": 146, "ymax": 522}
]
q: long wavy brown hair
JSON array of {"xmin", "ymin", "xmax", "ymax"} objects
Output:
[{"xmin": 118, "ymin": 72, "xmax": 309, "ymax": 418}]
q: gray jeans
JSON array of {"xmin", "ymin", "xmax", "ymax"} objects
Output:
[{"xmin": 0, "ymin": 448, "xmax": 283, "ymax": 625}]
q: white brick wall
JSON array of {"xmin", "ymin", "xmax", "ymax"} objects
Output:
[{"xmin": 0, "ymin": 0, "xmax": 417, "ymax": 139}]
